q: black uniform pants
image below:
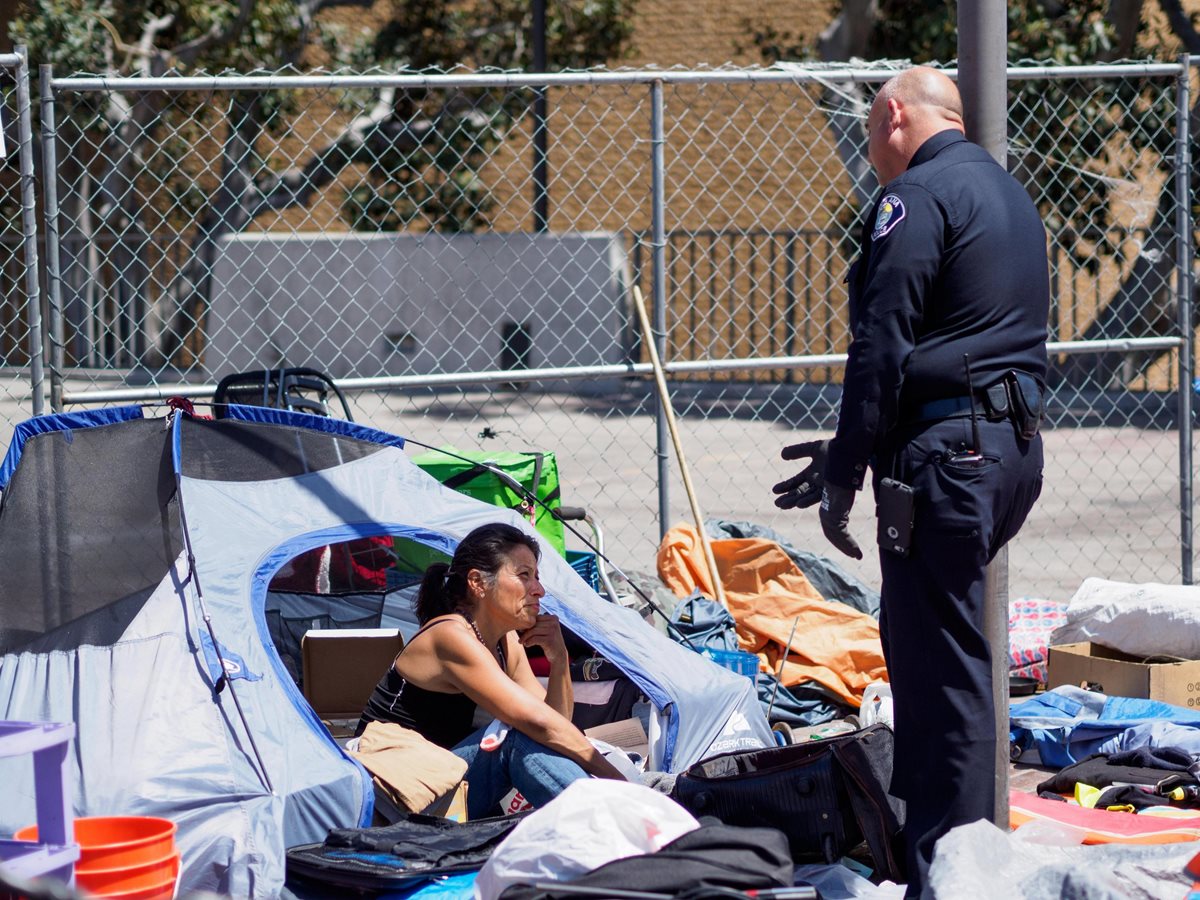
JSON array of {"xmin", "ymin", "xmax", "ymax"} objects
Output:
[{"xmin": 873, "ymin": 416, "xmax": 1043, "ymax": 897}]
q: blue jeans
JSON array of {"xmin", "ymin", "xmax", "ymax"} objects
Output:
[{"xmin": 452, "ymin": 726, "xmax": 587, "ymax": 819}]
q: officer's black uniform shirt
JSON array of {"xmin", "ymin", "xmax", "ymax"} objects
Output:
[{"xmin": 826, "ymin": 129, "xmax": 1050, "ymax": 490}]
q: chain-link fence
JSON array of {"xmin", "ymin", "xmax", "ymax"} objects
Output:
[
  {"xmin": 0, "ymin": 50, "xmax": 44, "ymax": 426},
  {"xmin": 8, "ymin": 61, "xmax": 1195, "ymax": 601}
]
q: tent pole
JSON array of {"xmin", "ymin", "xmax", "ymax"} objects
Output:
[{"xmin": 170, "ymin": 414, "xmax": 275, "ymax": 796}]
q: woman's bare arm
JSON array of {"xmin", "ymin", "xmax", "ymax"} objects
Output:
[
  {"xmin": 420, "ymin": 622, "xmax": 622, "ymax": 780},
  {"xmin": 507, "ymin": 615, "xmax": 573, "ymax": 721}
]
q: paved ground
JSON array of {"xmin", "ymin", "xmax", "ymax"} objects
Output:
[
  {"xmin": 0, "ymin": 380, "xmax": 1191, "ymax": 603},
  {"xmin": 351, "ymin": 390, "xmax": 1193, "ymax": 604}
]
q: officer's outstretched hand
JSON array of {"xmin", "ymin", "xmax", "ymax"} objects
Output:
[
  {"xmin": 819, "ymin": 483, "xmax": 862, "ymax": 560},
  {"xmin": 772, "ymin": 439, "xmax": 829, "ymax": 510}
]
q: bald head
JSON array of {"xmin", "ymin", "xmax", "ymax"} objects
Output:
[{"xmin": 867, "ymin": 66, "xmax": 965, "ymax": 184}]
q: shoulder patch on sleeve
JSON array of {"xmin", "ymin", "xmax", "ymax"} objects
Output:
[{"xmin": 871, "ymin": 194, "xmax": 906, "ymax": 241}]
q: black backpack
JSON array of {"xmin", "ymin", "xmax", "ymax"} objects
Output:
[{"xmin": 670, "ymin": 723, "xmax": 906, "ymax": 882}]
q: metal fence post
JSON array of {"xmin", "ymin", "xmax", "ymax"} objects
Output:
[
  {"xmin": 39, "ymin": 65, "xmax": 65, "ymax": 414},
  {"xmin": 650, "ymin": 79, "xmax": 670, "ymax": 540},
  {"xmin": 959, "ymin": 0, "xmax": 1010, "ymax": 830},
  {"xmin": 1176, "ymin": 55, "xmax": 1194, "ymax": 584},
  {"xmin": 14, "ymin": 46, "xmax": 43, "ymax": 417},
  {"xmin": 531, "ymin": 0, "xmax": 549, "ymax": 233}
]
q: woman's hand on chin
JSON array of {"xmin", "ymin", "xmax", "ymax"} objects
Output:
[{"xmin": 518, "ymin": 613, "xmax": 569, "ymax": 667}]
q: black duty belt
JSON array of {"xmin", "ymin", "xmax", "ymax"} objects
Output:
[
  {"xmin": 907, "ymin": 394, "xmax": 1004, "ymax": 423},
  {"xmin": 905, "ymin": 371, "xmax": 1045, "ymax": 440}
]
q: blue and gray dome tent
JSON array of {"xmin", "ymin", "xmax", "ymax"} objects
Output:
[{"xmin": 0, "ymin": 406, "xmax": 771, "ymax": 896}]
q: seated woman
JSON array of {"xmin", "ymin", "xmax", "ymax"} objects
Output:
[{"xmin": 357, "ymin": 522, "xmax": 625, "ymax": 818}]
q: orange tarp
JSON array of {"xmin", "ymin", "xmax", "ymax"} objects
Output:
[{"xmin": 657, "ymin": 523, "xmax": 888, "ymax": 708}]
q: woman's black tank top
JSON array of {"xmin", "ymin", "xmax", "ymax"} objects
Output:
[{"xmin": 354, "ymin": 617, "xmax": 505, "ymax": 748}]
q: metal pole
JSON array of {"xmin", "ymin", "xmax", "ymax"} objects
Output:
[
  {"xmin": 650, "ymin": 79, "xmax": 670, "ymax": 540},
  {"xmin": 531, "ymin": 0, "xmax": 549, "ymax": 232},
  {"xmin": 957, "ymin": 0, "xmax": 1010, "ymax": 829},
  {"xmin": 40, "ymin": 65, "xmax": 65, "ymax": 414},
  {"xmin": 1176, "ymin": 55, "xmax": 1194, "ymax": 584},
  {"xmin": 14, "ymin": 46, "xmax": 44, "ymax": 417},
  {"xmin": 957, "ymin": 4, "xmax": 1008, "ymax": 166}
]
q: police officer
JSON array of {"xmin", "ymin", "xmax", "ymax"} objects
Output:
[{"xmin": 772, "ymin": 67, "xmax": 1047, "ymax": 896}]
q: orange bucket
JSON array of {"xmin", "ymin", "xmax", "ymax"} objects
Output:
[
  {"xmin": 97, "ymin": 878, "xmax": 177, "ymax": 900},
  {"xmin": 15, "ymin": 816, "xmax": 177, "ymax": 872},
  {"xmin": 76, "ymin": 851, "xmax": 180, "ymax": 894}
]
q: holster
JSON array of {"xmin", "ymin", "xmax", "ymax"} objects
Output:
[{"xmin": 1005, "ymin": 371, "xmax": 1044, "ymax": 440}]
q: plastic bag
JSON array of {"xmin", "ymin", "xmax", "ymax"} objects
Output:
[
  {"xmin": 794, "ymin": 863, "xmax": 905, "ymax": 899},
  {"xmin": 589, "ymin": 738, "xmax": 643, "ymax": 781},
  {"xmin": 473, "ymin": 778, "xmax": 699, "ymax": 900},
  {"xmin": 859, "ymin": 682, "xmax": 893, "ymax": 729}
]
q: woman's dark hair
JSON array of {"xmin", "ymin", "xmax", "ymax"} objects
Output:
[{"xmin": 415, "ymin": 523, "xmax": 541, "ymax": 625}]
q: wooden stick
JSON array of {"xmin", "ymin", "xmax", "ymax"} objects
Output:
[{"xmin": 631, "ymin": 285, "xmax": 729, "ymax": 610}]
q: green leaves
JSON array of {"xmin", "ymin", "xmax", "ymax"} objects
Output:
[{"xmin": 13, "ymin": 0, "xmax": 637, "ymax": 237}]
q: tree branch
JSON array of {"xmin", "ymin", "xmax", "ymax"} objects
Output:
[
  {"xmin": 1104, "ymin": 0, "xmax": 1144, "ymax": 59},
  {"xmin": 132, "ymin": 13, "xmax": 175, "ymax": 76},
  {"xmin": 813, "ymin": 0, "xmax": 882, "ymax": 210},
  {"xmin": 816, "ymin": 0, "xmax": 878, "ymax": 61},
  {"xmin": 1158, "ymin": 0, "xmax": 1200, "ymax": 55},
  {"xmin": 247, "ymin": 88, "xmax": 415, "ymax": 215},
  {"xmin": 171, "ymin": 0, "xmax": 253, "ymax": 68}
]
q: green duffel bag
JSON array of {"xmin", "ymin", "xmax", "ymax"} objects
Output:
[{"xmin": 413, "ymin": 447, "xmax": 566, "ymax": 557}]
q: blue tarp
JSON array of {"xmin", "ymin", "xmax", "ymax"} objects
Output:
[{"xmin": 1009, "ymin": 685, "xmax": 1200, "ymax": 767}]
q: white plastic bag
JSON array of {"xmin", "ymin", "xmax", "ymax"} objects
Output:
[
  {"xmin": 473, "ymin": 778, "xmax": 699, "ymax": 900},
  {"xmin": 859, "ymin": 681, "xmax": 894, "ymax": 729},
  {"xmin": 1051, "ymin": 577, "xmax": 1200, "ymax": 659},
  {"xmin": 589, "ymin": 738, "xmax": 643, "ymax": 781}
]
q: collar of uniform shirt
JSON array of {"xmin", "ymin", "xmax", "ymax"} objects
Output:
[{"xmin": 907, "ymin": 128, "xmax": 966, "ymax": 171}]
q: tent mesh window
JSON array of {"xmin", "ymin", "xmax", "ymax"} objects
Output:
[
  {"xmin": 0, "ymin": 418, "xmax": 182, "ymax": 654},
  {"xmin": 265, "ymin": 592, "xmax": 385, "ymax": 688},
  {"xmin": 178, "ymin": 418, "xmax": 387, "ymax": 481}
]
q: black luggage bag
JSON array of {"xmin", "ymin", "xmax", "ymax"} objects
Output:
[{"xmin": 669, "ymin": 723, "xmax": 905, "ymax": 882}]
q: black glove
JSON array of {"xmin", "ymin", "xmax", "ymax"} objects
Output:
[
  {"xmin": 772, "ymin": 439, "xmax": 829, "ymax": 510},
  {"xmin": 819, "ymin": 483, "xmax": 863, "ymax": 560}
]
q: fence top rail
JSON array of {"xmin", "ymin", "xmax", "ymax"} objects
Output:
[
  {"xmin": 55, "ymin": 337, "xmax": 1182, "ymax": 406},
  {"xmin": 47, "ymin": 61, "xmax": 1185, "ymax": 93}
]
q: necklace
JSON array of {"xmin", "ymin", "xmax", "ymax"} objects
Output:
[
  {"xmin": 458, "ymin": 609, "xmax": 502, "ymax": 659},
  {"xmin": 460, "ymin": 610, "xmax": 487, "ymax": 646}
]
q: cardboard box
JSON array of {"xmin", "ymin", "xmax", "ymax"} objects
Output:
[
  {"xmin": 1047, "ymin": 641, "xmax": 1200, "ymax": 709},
  {"xmin": 302, "ymin": 628, "xmax": 404, "ymax": 719},
  {"xmin": 585, "ymin": 717, "xmax": 649, "ymax": 761}
]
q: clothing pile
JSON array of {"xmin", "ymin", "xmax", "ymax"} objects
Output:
[
  {"xmin": 1011, "ymin": 685, "xmax": 1200, "ymax": 769},
  {"xmin": 1007, "ymin": 686, "xmax": 1200, "ymax": 846},
  {"xmin": 916, "ymin": 683, "xmax": 1200, "ymax": 897}
]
